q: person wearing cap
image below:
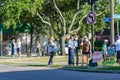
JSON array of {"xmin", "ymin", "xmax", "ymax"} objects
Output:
[{"xmin": 115, "ymin": 36, "xmax": 120, "ymax": 65}]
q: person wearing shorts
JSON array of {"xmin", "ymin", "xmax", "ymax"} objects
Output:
[
  {"xmin": 16, "ymin": 38, "xmax": 21, "ymax": 57},
  {"xmin": 81, "ymin": 36, "xmax": 91, "ymax": 66}
]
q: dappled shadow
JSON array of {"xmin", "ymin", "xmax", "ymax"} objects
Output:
[
  {"xmin": 0, "ymin": 66, "xmax": 120, "ymax": 80},
  {"xmin": 1, "ymin": 67, "xmax": 92, "ymax": 80},
  {"xmin": 0, "ymin": 68, "xmax": 61, "ymax": 80}
]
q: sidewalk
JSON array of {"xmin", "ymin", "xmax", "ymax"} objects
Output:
[
  {"xmin": 0, "ymin": 64, "xmax": 50, "ymax": 72},
  {"xmin": 0, "ymin": 56, "xmax": 120, "ymax": 74}
]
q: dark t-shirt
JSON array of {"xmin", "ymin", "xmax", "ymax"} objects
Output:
[
  {"xmin": 82, "ymin": 41, "xmax": 90, "ymax": 52},
  {"xmin": 77, "ymin": 39, "xmax": 81, "ymax": 49}
]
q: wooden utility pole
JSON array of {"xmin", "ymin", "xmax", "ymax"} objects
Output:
[{"xmin": 110, "ymin": 0, "xmax": 114, "ymax": 45}]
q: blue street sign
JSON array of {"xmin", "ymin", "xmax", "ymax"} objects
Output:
[
  {"xmin": 118, "ymin": 0, "xmax": 120, "ymax": 3},
  {"xmin": 114, "ymin": 14, "xmax": 120, "ymax": 19},
  {"xmin": 104, "ymin": 17, "xmax": 111, "ymax": 22}
]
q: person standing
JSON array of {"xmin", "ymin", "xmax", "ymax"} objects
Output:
[
  {"xmin": 102, "ymin": 39, "xmax": 109, "ymax": 60},
  {"xmin": 115, "ymin": 36, "xmax": 120, "ymax": 65},
  {"xmin": 16, "ymin": 38, "xmax": 21, "ymax": 57},
  {"xmin": 11, "ymin": 39, "xmax": 16, "ymax": 58},
  {"xmin": 68, "ymin": 36, "xmax": 75, "ymax": 65},
  {"xmin": 81, "ymin": 36, "xmax": 91, "ymax": 66},
  {"xmin": 73, "ymin": 36, "xmax": 80, "ymax": 66},
  {"xmin": 47, "ymin": 36, "xmax": 56, "ymax": 65},
  {"xmin": 36, "ymin": 40, "xmax": 41, "ymax": 57}
]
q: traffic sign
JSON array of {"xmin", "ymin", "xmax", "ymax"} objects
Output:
[
  {"xmin": 114, "ymin": 14, "xmax": 120, "ymax": 19},
  {"xmin": 87, "ymin": 12, "xmax": 96, "ymax": 24},
  {"xmin": 104, "ymin": 17, "xmax": 111, "ymax": 22}
]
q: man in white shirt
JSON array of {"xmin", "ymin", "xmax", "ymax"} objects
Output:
[
  {"xmin": 68, "ymin": 36, "xmax": 75, "ymax": 65},
  {"xmin": 115, "ymin": 36, "xmax": 120, "ymax": 65}
]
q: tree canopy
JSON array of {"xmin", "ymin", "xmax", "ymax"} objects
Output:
[
  {"xmin": 0, "ymin": 0, "xmax": 43, "ymax": 28},
  {"xmin": 1, "ymin": 0, "xmax": 120, "ymax": 54}
]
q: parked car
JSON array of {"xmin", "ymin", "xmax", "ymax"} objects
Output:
[{"xmin": 65, "ymin": 44, "xmax": 68, "ymax": 54}]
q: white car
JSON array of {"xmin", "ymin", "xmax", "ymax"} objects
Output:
[{"xmin": 65, "ymin": 44, "xmax": 68, "ymax": 54}]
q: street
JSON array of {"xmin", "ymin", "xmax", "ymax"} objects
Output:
[{"xmin": 0, "ymin": 65, "xmax": 120, "ymax": 80}]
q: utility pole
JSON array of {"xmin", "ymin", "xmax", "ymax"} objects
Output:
[
  {"xmin": 110, "ymin": 0, "xmax": 114, "ymax": 45},
  {"xmin": 91, "ymin": 0, "xmax": 94, "ymax": 54}
]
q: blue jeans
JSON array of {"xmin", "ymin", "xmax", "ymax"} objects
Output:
[
  {"xmin": 75, "ymin": 47, "xmax": 79, "ymax": 65},
  {"xmin": 48, "ymin": 51, "xmax": 55, "ymax": 65},
  {"xmin": 11, "ymin": 47, "xmax": 15, "ymax": 55},
  {"xmin": 68, "ymin": 48, "xmax": 74, "ymax": 65}
]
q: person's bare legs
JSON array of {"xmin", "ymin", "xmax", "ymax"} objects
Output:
[
  {"xmin": 17, "ymin": 51, "xmax": 21, "ymax": 58},
  {"xmin": 86, "ymin": 55, "xmax": 89, "ymax": 66},
  {"xmin": 82, "ymin": 55, "xmax": 85, "ymax": 66}
]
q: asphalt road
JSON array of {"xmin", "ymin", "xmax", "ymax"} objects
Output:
[{"xmin": 0, "ymin": 65, "xmax": 120, "ymax": 80}]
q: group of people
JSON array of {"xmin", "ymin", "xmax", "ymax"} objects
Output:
[
  {"xmin": 45, "ymin": 35, "xmax": 92, "ymax": 66},
  {"xmin": 67, "ymin": 36, "xmax": 91, "ymax": 66},
  {"xmin": 11, "ymin": 38, "xmax": 21, "ymax": 58},
  {"xmin": 10, "ymin": 35, "xmax": 120, "ymax": 66},
  {"xmin": 102, "ymin": 35, "xmax": 120, "ymax": 65}
]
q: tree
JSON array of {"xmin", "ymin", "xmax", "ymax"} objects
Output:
[
  {"xmin": 0, "ymin": 0, "xmax": 44, "ymax": 56},
  {"xmin": 1, "ymin": 0, "xmax": 120, "ymax": 55},
  {"xmin": 36, "ymin": 0, "xmax": 111, "ymax": 55}
]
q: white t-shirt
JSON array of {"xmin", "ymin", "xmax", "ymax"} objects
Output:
[
  {"xmin": 17, "ymin": 41, "xmax": 21, "ymax": 48},
  {"xmin": 115, "ymin": 39, "xmax": 120, "ymax": 51},
  {"xmin": 68, "ymin": 40, "xmax": 75, "ymax": 49},
  {"xmin": 74, "ymin": 40, "xmax": 78, "ymax": 47}
]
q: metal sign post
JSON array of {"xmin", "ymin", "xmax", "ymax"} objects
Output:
[{"xmin": 88, "ymin": 0, "xmax": 98, "ymax": 67}]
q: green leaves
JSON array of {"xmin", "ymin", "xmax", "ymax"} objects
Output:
[{"xmin": 1, "ymin": 0, "xmax": 44, "ymax": 28}]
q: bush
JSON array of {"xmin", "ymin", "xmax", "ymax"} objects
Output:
[
  {"xmin": 94, "ymin": 40, "xmax": 103, "ymax": 51},
  {"xmin": 94, "ymin": 40, "xmax": 103, "ymax": 47}
]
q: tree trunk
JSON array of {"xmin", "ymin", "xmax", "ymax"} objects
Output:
[
  {"xmin": 28, "ymin": 25, "xmax": 34, "ymax": 57},
  {"xmin": 59, "ymin": 35, "xmax": 66, "ymax": 55}
]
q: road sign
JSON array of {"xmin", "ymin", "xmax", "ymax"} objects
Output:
[
  {"xmin": 87, "ymin": 12, "xmax": 96, "ymax": 24},
  {"xmin": 114, "ymin": 14, "xmax": 120, "ymax": 19},
  {"xmin": 104, "ymin": 17, "xmax": 111, "ymax": 22},
  {"xmin": 118, "ymin": 0, "xmax": 120, "ymax": 3}
]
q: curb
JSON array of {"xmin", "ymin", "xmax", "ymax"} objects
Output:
[{"xmin": 63, "ymin": 68, "xmax": 120, "ymax": 74}]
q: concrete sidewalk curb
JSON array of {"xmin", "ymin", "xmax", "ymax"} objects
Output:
[{"xmin": 63, "ymin": 68, "xmax": 120, "ymax": 74}]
